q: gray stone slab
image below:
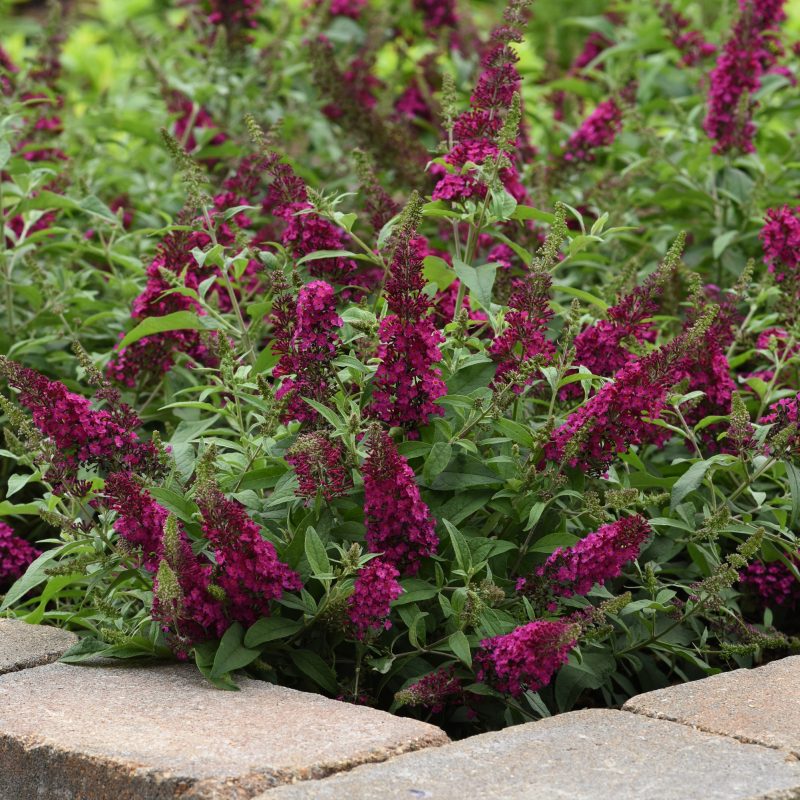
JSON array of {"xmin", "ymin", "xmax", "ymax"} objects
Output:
[
  {"xmin": 0, "ymin": 661, "xmax": 448, "ymax": 800},
  {"xmin": 0, "ymin": 618, "xmax": 78, "ymax": 675},
  {"xmin": 623, "ymin": 656, "xmax": 800, "ymax": 757},
  {"xmin": 255, "ymin": 709, "xmax": 800, "ymax": 800}
]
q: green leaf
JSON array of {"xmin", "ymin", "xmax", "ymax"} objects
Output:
[
  {"xmin": 212, "ymin": 622, "xmax": 261, "ymax": 679},
  {"xmin": 555, "ymin": 652, "xmax": 614, "ymax": 712},
  {"xmin": 118, "ymin": 311, "xmax": 203, "ymax": 349},
  {"xmin": 59, "ymin": 636, "xmax": 112, "ymax": 664},
  {"xmin": 453, "ymin": 258, "xmax": 497, "ymax": 309},
  {"xmin": 296, "ymin": 249, "xmax": 372, "ymax": 265},
  {"xmin": 245, "ymin": 616, "xmax": 304, "ymax": 647},
  {"xmin": 785, "ymin": 461, "xmax": 800, "ymax": 529},
  {"xmin": 304, "ymin": 526, "xmax": 331, "ymax": 577},
  {"xmin": 510, "ymin": 205, "xmax": 556, "ymax": 224},
  {"xmin": 670, "ymin": 455, "xmax": 735, "ymax": 510},
  {"xmin": 423, "ymin": 255, "xmax": 455, "ymax": 290},
  {"xmin": 446, "ymin": 360, "xmax": 497, "ymax": 395},
  {"xmin": 0, "ymin": 140, "xmax": 10, "ymax": 170},
  {"xmin": 0, "ymin": 548, "xmax": 61, "ymax": 611},
  {"xmin": 448, "ymin": 630, "xmax": 472, "ymax": 667},
  {"xmin": 149, "ymin": 488, "xmax": 198, "ymax": 524},
  {"xmin": 423, "ymin": 442, "xmax": 452, "ymax": 483},
  {"xmin": 289, "ymin": 649, "xmax": 339, "ymax": 694},
  {"xmin": 553, "ymin": 284, "xmax": 609, "ymax": 310},
  {"xmin": 442, "ymin": 519, "xmax": 472, "ymax": 572},
  {"xmin": 529, "ymin": 532, "xmax": 580, "ymax": 554},
  {"xmin": 713, "ymin": 231, "xmax": 737, "ymax": 260}
]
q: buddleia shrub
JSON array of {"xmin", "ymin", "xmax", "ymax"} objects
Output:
[{"xmin": 1, "ymin": 0, "xmax": 800, "ymax": 736}]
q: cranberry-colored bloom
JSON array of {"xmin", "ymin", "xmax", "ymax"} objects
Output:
[
  {"xmin": 657, "ymin": 2, "xmax": 717, "ymax": 65},
  {"xmin": 152, "ymin": 525, "xmax": 228, "ymax": 653},
  {"xmin": 347, "ymin": 558, "xmax": 403, "ymax": 639},
  {"xmin": 0, "ymin": 45, "xmax": 17, "ymax": 96},
  {"xmin": 413, "ymin": 0, "xmax": 458, "ymax": 32},
  {"xmin": 168, "ymin": 92, "xmax": 228, "ymax": 160},
  {"xmin": 490, "ymin": 269, "xmax": 555, "ymax": 386},
  {"xmin": 476, "ymin": 619, "xmax": 577, "ymax": 697},
  {"xmin": 198, "ymin": 487, "xmax": 302, "ymax": 627},
  {"xmin": 370, "ymin": 235, "xmax": 446, "ymax": 432},
  {"xmin": 286, "ymin": 432, "xmax": 353, "ymax": 501},
  {"xmin": 323, "ymin": 57, "xmax": 382, "ymax": 121},
  {"xmin": 322, "ymin": 0, "xmax": 367, "ymax": 18},
  {"xmin": 2, "ymin": 360, "xmax": 159, "ymax": 477},
  {"xmin": 537, "ymin": 516, "xmax": 651, "ymax": 599},
  {"xmin": 740, "ymin": 557, "xmax": 800, "ymax": 609},
  {"xmin": 0, "ymin": 522, "xmax": 40, "ymax": 589},
  {"xmin": 362, "ymin": 429, "xmax": 438, "ymax": 575},
  {"xmin": 273, "ymin": 280, "xmax": 342, "ymax": 425},
  {"xmin": 762, "ymin": 394, "xmax": 800, "ymax": 453},
  {"xmin": 182, "ymin": 0, "xmax": 261, "ymax": 45},
  {"xmin": 760, "ymin": 205, "xmax": 800, "ymax": 283},
  {"xmin": 545, "ymin": 336, "xmax": 688, "ymax": 473},
  {"xmin": 431, "ymin": 1, "xmax": 532, "ymax": 204},
  {"xmin": 703, "ymin": 0, "xmax": 787, "ymax": 154},
  {"xmin": 563, "ymin": 98, "xmax": 623, "ymax": 163},
  {"xmin": 103, "ymin": 472, "xmax": 169, "ymax": 571},
  {"xmin": 397, "ymin": 667, "xmax": 464, "ymax": 713}
]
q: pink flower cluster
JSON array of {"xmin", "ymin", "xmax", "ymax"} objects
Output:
[
  {"xmin": 0, "ymin": 45, "xmax": 17, "ymax": 96},
  {"xmin": 760, "ymin": 205, "xmax": 800, "ymax": 283},
  {"xmin": 286, "ymin": 432, "xmax": 353, "ymax": 501},
  {"xmin": 347, "ymin": 558, "xmax": 403, "ymax": 639},
  {"xmin": 536, "ymin": 516, "xmax": 651, "ymax": 599},
  {"xmin": 545, "ymin": 338, "xmax": 685, "ymax": 473},
  {"xmin": 431, "ymin": 2, "xmax": 530, "ymax": 203},
  {"xmin": 273, "ymin": 280, "xmax": 343, "ymax": 425},
  {"xmin": 739, "ymin": 557, "xmax": 800, "ymax": 609},
  {"xmin": 370, "ymin": 235, "xmax": 446, "ymax": 433},
  {"xmin": 322, "ymin": 0, "xmax": 367, "ymax": 19},
  {"xmin": 703, "ymin": 0, "xmax": 787, "ymax": 153},
  {"xmin": 564, "ymin": 282, "xmax": 659, "ymax": 399},
  {"xmin": 263, "ymin": 153, "xmax": 363, "ymax": 289},
  {"xmin": 152, "ymin": 524, "xmax": 229, "ymax": 652},
  {"xmin": 476, "ymin": 619, "xmax": 577, "ymax": 697},
  {"xmin": 107, "ymin": 225, "xmax": 229, "ymax": 388},
  {"xmin": 563, "ymin": 98, "xmax": 623, "ymax": 163},
  {"xmin": 398, "ymin": 667, "xmax": 464, "ymax": 713},
  {"xmin": 187, "ymin": 0, "xmax": 261, "ymax": 44},
  {"xmin": 363, "ymin": 429, "xmax": 438, "ymax": 575},
  {"xmin": 2, "ymin": 360, "xmax": 159, "ymax": 479},
  {"xmin": 657, "ymin": 2, "xmax": 717, "ymax": 66},
  {"xmin": 413, "ymin": 0, "xmax": 458, "ymax": 32},
  {"xmin": 490, "ymin": 269, "xmax": 555, "ymax": 386},
  {"xmin": 198, "ymin": 487, "xmax": 302, "ymax": 627},
  {"xmin": 0, "ymin": 522, "xmax": 40, "ymax": 588},
  {"xmin": 103, "ymin": 472, "xmax": 169, "ymax": 570},
  {"xmin": 762, "ymin": 395, "xmax": 800, "ymax": 453}
]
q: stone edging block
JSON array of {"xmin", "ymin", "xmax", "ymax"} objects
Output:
[
  {"xmin": 0, "ymin": 661, "xmax": 449, "ymax": 800},
  {"xmin": 623, "ymin": 656, "xmax": 800, "ymax": 757},
  {"xmin": 0, "ymin": 618, "xmax": 78, "ymax": 675}
]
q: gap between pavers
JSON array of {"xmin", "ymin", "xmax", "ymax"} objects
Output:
[
  {"xmin": 253, "ymin": 708, "xmax": 800, "ymax": 800},
  {"xmin": 0, "ymin": 617, "xmax": 78, "ymax": 675},
  {"xmin": 622, "ymin": 656, "xmax": 800, "ymax": 757},
  {"xmin": 0, "ymin": 661, "xmax": 449, "ymax": 800}
]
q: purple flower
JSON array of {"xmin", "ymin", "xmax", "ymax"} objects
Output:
[
  {"xmin": 760, "ymin": 205, "xmax": 800, "ymax": 283},
  {"xmin": 347, "ymin": 558, "xmax": 403, "ymax": 639},
  {"xmin": 537, "ymin": 516, "xmax": 651, "ymax": 599},
  {"xmin": 0, "ymin": 523, "xmax": 40, "ymax": 589},
  {"xmin": 363, "ymin": 429, "xmax": 438, "ymax": 575},
  {"xmin": 489, "ymin": 268, "xmax": 555, "ymax": 387},
  {"xmin": 273, "ymin": 280, "xmax": 343, "ymax": 425},
  {"xmin": 370, "ymin": 234, "xmax": 446, "ymax": 433},
  {"xmin": 286, "ymin": 432, "xmax": 353, "ymax": 501},
  {"xmin": 1, "ymin": 359, "xmax": 160, "ymax": 480},
  {"xmin": 476, "ymin": 619, "xmax": 577, "ymax": 697},
  {"xmin": 740, "ymin": 557, "xmax": 800, "ymax": 609},
  {"xmin": 563, "ymin": 98, "xmax": 623, "ymax": 163},
  {"xmin": 703, "ymin": 0, "xmax": 787, "ymax": 154},
  {"xmin": 198, "ymin": 486, "xmax": 302, "ymax": 627}
]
